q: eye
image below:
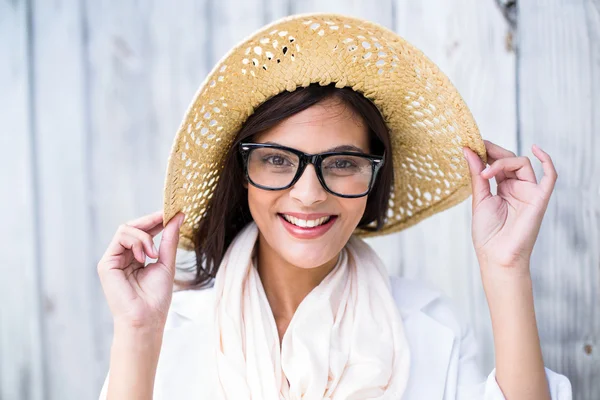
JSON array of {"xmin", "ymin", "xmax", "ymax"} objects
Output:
[
  {"xmin": 334, "ymin": 159, "xmax": 355, "ymax": 168},
  {"xmin": 325, "ymin": 158, "xmax": 358, "ymax": 169},
  {"xmin": 263, "ymin": 154, "xmax": 294, "ymax": 166}
]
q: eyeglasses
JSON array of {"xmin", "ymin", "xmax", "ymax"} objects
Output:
[{"xmin": 238, "ymin": 142, "xmax": 384, "ymax": 198}]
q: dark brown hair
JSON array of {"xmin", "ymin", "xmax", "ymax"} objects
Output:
[{"xmin": 175, "ymin": 83, "xmax": 394, "ymax": 289}]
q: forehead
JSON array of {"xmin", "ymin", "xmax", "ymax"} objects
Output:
[{"xmin": 254, "ymin": 98, "xmax": 369, "ymax": 153}]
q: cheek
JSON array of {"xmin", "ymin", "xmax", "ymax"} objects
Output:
[
  {"xmin": 247, "ymin": 186, "xmax": 278, "ymax": 223},
  {"xmin": 339, "ymin": 197, "xmax": 368, "ymax": 227},
  {"xmin": 247, "ymin": 186, "xmax": 263, "ymax": 215}
]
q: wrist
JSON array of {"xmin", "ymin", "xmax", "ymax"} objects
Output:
[
  {"xmin": 481, "ymin": 265, "xmax": 533, "ymax": 300},
  {"xmin": 480, "ymin": 266, "xmax": 536, "ymax": 320},
  {"xmin": 478, "ymin": 255, "xmax": 532, "ymax": 282},
  {"xmin": 113, "ymin": 321, "xmax": 165, "ymax": 346},
  {"xmin": 111, "ymin": 325, "xmax": 164, "ymax": 372},
  {"xmin": 113, "ymin": 314, "xmax": 166, "ymax": 333}
]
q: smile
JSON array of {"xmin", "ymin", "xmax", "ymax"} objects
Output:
[
  {"xmin": 281, "ymin": 214, "xmax": 332, "ymax": 227},
  {"xmin": 277, "ymin": 213, "xmax": 338, "ymax": 239}
]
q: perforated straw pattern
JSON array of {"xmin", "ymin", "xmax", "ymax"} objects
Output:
[{"xmin": 163, "ymin": 12, "xmax": 486, "ymax": 251}]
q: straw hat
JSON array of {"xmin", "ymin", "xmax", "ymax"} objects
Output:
[{"xmin": 163, "ymin": 12, "xmax": 486, "ymax": 251}]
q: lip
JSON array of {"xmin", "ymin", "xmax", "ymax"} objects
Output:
[
  {"xmin": 280, "ymin": 212, "xmax": 335, "ymax": 219},
  {"xmin": 278, "ymin": 213, "xmax": 338, "ymax": 239}
]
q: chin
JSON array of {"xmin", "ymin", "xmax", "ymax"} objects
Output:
[
  {"xmin": 276, "ymin": 237, "xmax": 342, "ymax": 269},
  {"xmin": 282, "ymin": 247, "xmax": 336, "ymax": 269}
]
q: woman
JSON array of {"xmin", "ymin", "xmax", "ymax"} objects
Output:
[{"xmin": 98, "ymin": 14, "xmax": 572, "ymax": 399}]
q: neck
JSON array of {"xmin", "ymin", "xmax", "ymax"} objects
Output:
[{"xmin": 255, "ymin": 233, "xmax": 340, "ymax": 322}]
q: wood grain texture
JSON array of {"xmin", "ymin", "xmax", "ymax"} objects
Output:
[
  {"xmin": 28, "ymin": 0, "xmax": 98, "ymax": 398},
  {"xmin": 290, "ymin": 0, "xmax": 395, "ymax": 25},
  {"xmin": 0, "ymin": 1, "xmax": 45, "ymax": 399},
  {"xmin": 1, "ymin": 0, "xmax": 596, "ymax": 397},
  {"xmin": 518, "ymin": 1, "xmax": 600, "ymax": 398}
]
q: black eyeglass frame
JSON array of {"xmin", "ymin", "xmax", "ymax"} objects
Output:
[{"xmin": 238, "ymin": 142, "xmax": 385, "ymax": 198}]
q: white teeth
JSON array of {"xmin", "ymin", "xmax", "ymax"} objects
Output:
[{"xmin": 282, "ymin": 214, "xmax": 332, "ymax": 228}]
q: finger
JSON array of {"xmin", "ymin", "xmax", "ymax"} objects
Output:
[
  {"xmin": 483, "ymin": 154, "xmax": 510, "ymax": 183},
  {"xmin": 119, "ymin": 225, "xmax": 159, "ymax": 259},
  {"xmin": 102, "ymin": 232, "xmax": 147, "ymax": 267},
  {"xmin": 128, "ymin": 240, "xmax": 146, "ymax": 265},
  {"xmin": 462, "ymin": 146, "xmax": 491, "ymax": 207},
  {"xmin": 484, "ymin": 140, "xmax": 516, "ymax": 160},
  {"xmin": 532, "ymin": 144, "xmax": 558, "ymax": 193},
  {"xmin": 103, "ymin": 224, "xmax": 159, "ymax": 261},
  {"xmin": 125, "ymin": 210, "xmax": 164, "ymax": 233},
  {"xmin": 484, "ymin": 140, "xmax": 518, "ymax": 184},
  {"xmin": 481, "ymin": 156, "xmax": 537, "ymax": 184},
  {"xmin": 157, "ymin": 212, "xmax": 185, "ymax": 275},
  {"xmin": 121, "ymin": 226, "xmax": 160, "ymax": 259}
]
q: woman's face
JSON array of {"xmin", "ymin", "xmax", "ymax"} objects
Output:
[{"xmin": 247, "ymin": 97, "xmax": 370, "ymax": 269}]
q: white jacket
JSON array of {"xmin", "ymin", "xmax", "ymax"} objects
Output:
[{"xmin": 99, "ymin": 276, "xmax": 572, "ymax": 399}]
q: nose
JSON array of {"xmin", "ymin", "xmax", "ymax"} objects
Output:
[{"xmin": 289, "ymin": 164, "xmax": 327, "ymax": 206}]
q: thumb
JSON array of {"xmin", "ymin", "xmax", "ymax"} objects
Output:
[
  {"xmin": 157, "ymin": 212, "xmax": 185, "ymax": 274},
  {"xmin": 463, "ymin": 146, "xmax": 491, "ymax": 208}
]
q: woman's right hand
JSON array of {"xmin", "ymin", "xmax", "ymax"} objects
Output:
[{"xmin": 97, "ymin": 210, "xmax": 185, "ymax": 330}]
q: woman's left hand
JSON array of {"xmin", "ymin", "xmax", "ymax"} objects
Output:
[{"xmin": 462, "ymin": 140, "xmax": 558, "ymax": 272}]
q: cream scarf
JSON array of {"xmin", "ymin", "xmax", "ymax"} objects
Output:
[{"xmin": 212, "ymin": 222, "xmax": 410, "ymax": 399}]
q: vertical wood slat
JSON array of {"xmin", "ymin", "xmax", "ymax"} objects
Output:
[
  {"xmin": 209, "ymin": 0, "xmax": 265, "ymax": 62},
  {"xmin": 29, "ymin": 0, "xmax": 98, "ymax": 398},
  {"xmin": 518, "ymin": 1, "xmax": 600, "ymax": 399},
  {"xmin": 290, "ymin": 0, "xmax": 395, "ymax": 25},
  {"xmin": 0, "ymin": 0, "xmax": 45, "ymax": 399}
]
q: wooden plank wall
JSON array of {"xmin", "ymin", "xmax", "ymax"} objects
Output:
[
  {"xmin": 0, "ymin": 1, "xmax": 45, "ymax": 399},
  {"xmin": 518, "ymin": 1, "xmax": 600, "ymax": 397},
  {"xmin": 1, "ymin": 0, "xmax": 597, "ymax": 399}
]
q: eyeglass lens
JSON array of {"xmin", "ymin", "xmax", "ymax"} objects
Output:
[{"xmin": 247, "ymin": 147, "xmax": 373, "ymax": 196}]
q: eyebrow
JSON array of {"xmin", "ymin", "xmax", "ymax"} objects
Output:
[{"xmin": 263, "ymin": 141, "xmax": 366, "ymax": 153}]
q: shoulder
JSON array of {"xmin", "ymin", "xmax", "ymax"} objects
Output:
[
  {"xmin": 389, "ymin": 275, "xmax": 466, "ymax": 338},
  {"xmin": 166, "ymin": 281, "xmax": 216, "ymax": 329}
]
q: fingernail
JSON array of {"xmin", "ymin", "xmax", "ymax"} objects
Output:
[
  {"xmin": 462, "ymin": 148, "xmax": 468, "ymax": 160},
  {"xmin": 177, "ymin": 214, "xmax": 185, "ymax": 228},
  {"xmin": 481, "ymin": 166, "xmax": 490, "ymax": 175}
]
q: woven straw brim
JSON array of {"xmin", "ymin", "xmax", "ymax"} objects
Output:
[{"xmin": 163, "ymin": 12, "xmax": 486, "ymax": 251}]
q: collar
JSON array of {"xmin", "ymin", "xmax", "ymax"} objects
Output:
[
  {"xmin": 388, "ymin": 275, "xmax": 443, "ymax": 317},
  {"xmin": 171, "ymin": 280, "xmax": 217, "ymax": 322},
  {"xmin": 171, "ymin": 276, "xmax": 442, "ymax": 323}
]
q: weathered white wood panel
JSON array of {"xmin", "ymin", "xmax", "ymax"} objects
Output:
[
  {"xmin": 518, "ymin": 1, "xmax": 600, "ymax": 399},
  {"xmin": 29, "ymin": 0, "xmax": 99, "ymax": 398},
  {"xmin": 2, "ymin": 0, "xmax": 596, "ymax": 398},
  {"xmin": 291, "ymin": 0, "xmax": 394, "ymax": 25},
  {"xmin": 209, "ymin": 0, "xmax": 266, "ymax": 60},
  {"xmin": 0, "ymin": 1, "xmax": 45, "ymax": 399}
]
